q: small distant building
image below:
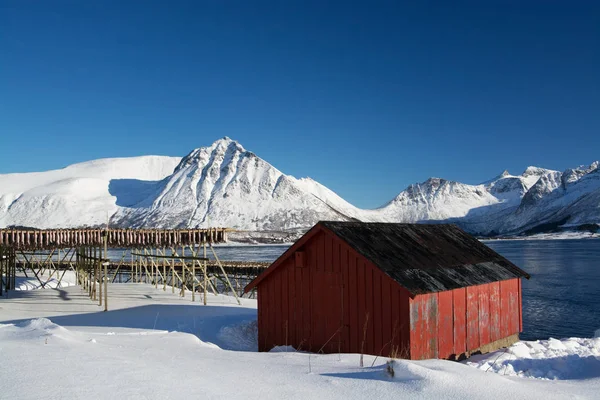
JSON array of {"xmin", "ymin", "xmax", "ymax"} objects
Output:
[{"xmin": 245, "ymin": 221, "xmax": 529, "ymax": 360}]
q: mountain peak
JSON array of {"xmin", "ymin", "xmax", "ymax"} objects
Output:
[{"xmin": 522, "ymin": 166, "xmax": 549, "ymax": 177}]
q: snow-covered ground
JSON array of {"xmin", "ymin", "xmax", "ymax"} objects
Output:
[
  {"xmin": 13, "ymin": 270, "xmax": 77, "ymax": 291},
  {"xmin": 1, "ymin": 280, "xmax": 599, "ymax": 399}
]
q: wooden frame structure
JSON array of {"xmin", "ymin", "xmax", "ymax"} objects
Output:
[{"xmin": 1, "ymin": 228, "xmax": 266, "ymax": 308}]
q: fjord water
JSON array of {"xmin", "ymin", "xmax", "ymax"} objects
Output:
[
  {"xmin": 485, "ymin": 239, "xmax": 600, "ymax": 340},
  {"xmin": 217, "ymin": 240, "xmax": 600, "ymax": 340},
  {"xmin": 111, "ymin": 239, "xmax": 599, "ymax": 340}
]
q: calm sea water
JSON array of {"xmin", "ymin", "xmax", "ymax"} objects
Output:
[
  {"xmin": 485, "ymin": 239, "xmax": 600, "ymax": 340},
  {"xmin": 108, "ymin": 239, "xmax": 600, "ymax": 340}
]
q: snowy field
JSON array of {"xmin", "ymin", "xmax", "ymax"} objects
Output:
[{"xmin": 1, "ymin": 279, "xmax": 599, "ymax": 399}]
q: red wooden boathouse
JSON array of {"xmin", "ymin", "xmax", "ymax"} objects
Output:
[{"xmin": 245, "ymin": 221, "xmax": 530, "ymax": 360}]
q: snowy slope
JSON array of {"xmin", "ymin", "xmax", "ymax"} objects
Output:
[
  {"xmin": 0, "ymin": 156, "xmax": 181, "ymax": 228},
  {"xmin": 111, "ymin": 138, "xmax": 357, "ymax": 229},
  {"xmin": 0, "ymin": 137, "xmax": 598, "ymax": 235},
  {"xmin": 1, "ymin": 282, "xmax": 598, "ymax": 400}
]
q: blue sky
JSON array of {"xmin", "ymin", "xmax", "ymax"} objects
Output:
[{"xmin": 1, "ymin": 1, "xmax": 598, "ymax": 208}]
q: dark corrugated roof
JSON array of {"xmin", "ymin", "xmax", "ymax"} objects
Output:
[{"xmin": 320, "ymin": 221, "xmax": 529, "ymax": 295}]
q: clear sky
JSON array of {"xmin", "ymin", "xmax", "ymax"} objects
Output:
[{"xmin": 1, "ymin": 1, "xmax": 599, "ymax": 208}]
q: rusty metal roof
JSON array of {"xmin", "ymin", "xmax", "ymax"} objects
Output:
[{"xmin": 321, "ymin": 221, "xmax": 530, "ymax": 295}]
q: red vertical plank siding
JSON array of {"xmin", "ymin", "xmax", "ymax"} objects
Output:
[
  {"xmin": 267, "ymin": 278, "xmax": 276, "ymax": 349},
  {"xmin": 357, "ymin": 259, "xmax": 367, "ymax": 355},
  {"xmin": 453, "ymin": 288, "xmax": 466, "ymax": 356},
  {"xmin": 332, "ymin": 236, "xmax": 340, "ymax": 273},
  {"xmin": 518, "ymin": 278, "xmax": 523, "ymax": 332},
  {"xmin": 429, "ymin": 294, "xmax": 439, "ymax": 359},
  {"xmin": 508, "ymin": 279, "xmax": 519, "ymax": 335},
  {"xmin": 281, "ymin": 265, "xmax": 289, "ymax": 347},
  {"xmin": 324, "ymin": 233, "xmax": 332, "ymax": 272},
  {"xmin": 478, "ymin": 284, "xmax": 490, "ymax": 346},
  {"xmin": 287, "ymin": 262, "xmax": 294, "ymax": 346},
  {"xmin": 381, "ymin": 277, "xmax": 392, "ymax": 356},
  {"xmin": 390, "ymin": 285, "xmax": 402, "ymax": 356},
  {"xmin": 258, "ymin": 282, "xmax": 265, "ymax": 351},
  {"xmin": 437, "ymin": 290, "xmax": 454, "ymax": 359},
  {"xmin": 489, "ymin": 282, "xmax": 501, "ymax": 342},
  {"xmin": 500, "ymin": 280, "xmax": 510, "ymax": 338},
  {"xmin": 409, "ymin": 297, "xmax": 420, "ymax": 359},
  {"xmin": 317, "ymin": 233, "xmax": 325, "ymax": 271},
  {"xmin": 273, "ymin": 269, "xmax": 282, "ymax": 347},
  {"xmin": 348, "ymin": 254, "xmax": 358, "ymax": 352},
  {"xmin": 341, "ymin": 247, "xmax": 350, "ymax": 352},
  {"xmin": 303, "ymin": 249, "xmax": 312, "ymax": 350},
  {"xmin": 294, "ymin": 259, "xmax": 304, "ymax": 347},
  {"xmin": 364, "ymin": 263, "xmax": 374, "ymax": 355},
  {"xmin": 372, "ymin": 269, "xmax": 383, "ymax": 355},
  {"xmin": 466, "ymin": 286, "xmax": 480, "ymax": 351}
]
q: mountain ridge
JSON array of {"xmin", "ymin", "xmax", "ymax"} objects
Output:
[{"xmin": 0, "ymin": 137, "xmax": 598, "ymax": 236}]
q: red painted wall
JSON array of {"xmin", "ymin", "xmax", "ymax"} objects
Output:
[
  {"xmin": 408, "ymin": 278, "xmax": 522, "ymax": 360},
  {"xmin": 256, "ymin": 227, "xmax": 523, "ymax": 360},
  {"xmin": 257, "ymin": 229, "xmax": 412, "ymax": 356}
]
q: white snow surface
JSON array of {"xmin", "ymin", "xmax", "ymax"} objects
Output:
[
  {"xmin": 0, "ymin": 155, "xmax": 181, "ymax": 228},
  {"xmin": 1, "ymin": 137, "xmax": 599, "ymax": 235},
  {"xmin": 1, "ymin": 281, "xmax": 599, "ymax": 399},
  {"xmin": 465, "ymin": 337, "xmax": 600, "ymax": 380}
]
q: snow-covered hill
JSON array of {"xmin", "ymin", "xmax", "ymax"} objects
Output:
[
  {"xmin": 0, "ymin": 156, "xmax": 181, "ymax": 228},
  {"xmin": 0, "ymin": 137, "xmax": 598, "ymax": 236}
]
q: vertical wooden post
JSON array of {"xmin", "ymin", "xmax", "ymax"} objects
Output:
[
  {"xmin": 192, "ymin": 246, "xmax": 196, "ymax": 302},
  {"xmin": 98, "ymin": 253, "xmax": 103, "ymax": 307},
  {"xmin": 203, "ymin": 241, "xmax": 207, "ymax": 306},
  {"xmin": 0, "ymin": 248, "xmax": 4, "ymax": 296},
  {"xmin": 162, "ymin": 247, "xmax": 166, "ymax": 291},
  {"xmin": 156, "ymin": 249, "xmax": 158, "ymax": 289},
  {"xmin": 104, "ymin": 231, "xmax": 108, "ymax": 312},
  {"xmin": 131, "ymin": 249, "xmax": 134, "ymax": 283},
  {"xmin": 181, "ymin": 245, "xmax": 185, "ymax": 298}
]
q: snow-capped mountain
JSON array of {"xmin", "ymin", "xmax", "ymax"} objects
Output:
[
  {"xmin": 111, "ymin": 138, "xmax": 359, "ymax": 230},
  {"xmin": 0, "ymin": 137, "xmax": 598, "ymax": 236},
  {"xmin": 0, "ymin": 156, "xmax": 181, "ymax": 228}
]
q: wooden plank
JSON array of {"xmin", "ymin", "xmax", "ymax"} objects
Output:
[
  {"xmin": 466, "ymin": 285, "xmax": 480, "ymax": 351},
  {"xmin": 294, "ymin": 256, "xmax": 303, "ymax": 348},
  {"xmin": 341, "ymin": 247, "xmax": 350, "ymax": 353},
  {"xmin": 302, "ymin": 260, "xmax": 311, "ymax": 350},
  {"xmin": 479, "ymin": 283, "xmax": 490, "ymax": 346},
  {"xmin": 500, "ymin": 280, "xmax": 511, "ymax": 338},
  {"xmin": 390, "ymin": 285, "xmax": 402, "ymax": 357},
  {"xmin": 324, "ymin": 233, "xmax": 332, "ymax": 273},
  {"xmin": 261, "ymin": 282, "xmax": 270, "ymax": 351},
  {"xmin": 437, "ymin": 290, "xmax": 454, "ymax": 359},
  {"xmin": 372, "ymin": 267, "xmax": 383, "ymax": 355},
  {"xmin": 317, "ymin": 233, "xmax": 325, "ymax": 271},
  {"xmin": 332, "ymin": 237, "xmax": 340, "ymax": 274},
  {"xmin": 284, "ymin": 261, "xmax": 293, "ymax": 346},
  {"xmin": 489, "ymin": 281, "xmax": 501, "ymax": 342},
  {"xmin": 364, "ymin": 262, "xmax": 374, "ymax": 355},
  {"xmin": 518, "ymin": 278, "xmax": 523, "ymax": 332},
  {"xmin": 381, "ymin": 276, "xmax": 392, "ymax": 356},
  {"xmin": 273, "ymin": 269, "xmax": 282, "ymax": 347},
  {"xmin": 508, "ymin": 279, "xmax": 519, "ymax": 335},
  {"xmin": 453, "ymin": 288, "xmax": 466, "ymax": 356},
  {"xmin": 409, "ymin": 298, "xmax": 420, "ymax": 359},
  {"xmin": 357, "ymin": 258, "xmax": 367, "ymax": 356},
  {"xmin": 422, "ymin": 293, "xmax": 438, "ymax": 359},
  {"xmin": 348, "ymin": 254, "xmax": 358, "ymax": 352}
]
